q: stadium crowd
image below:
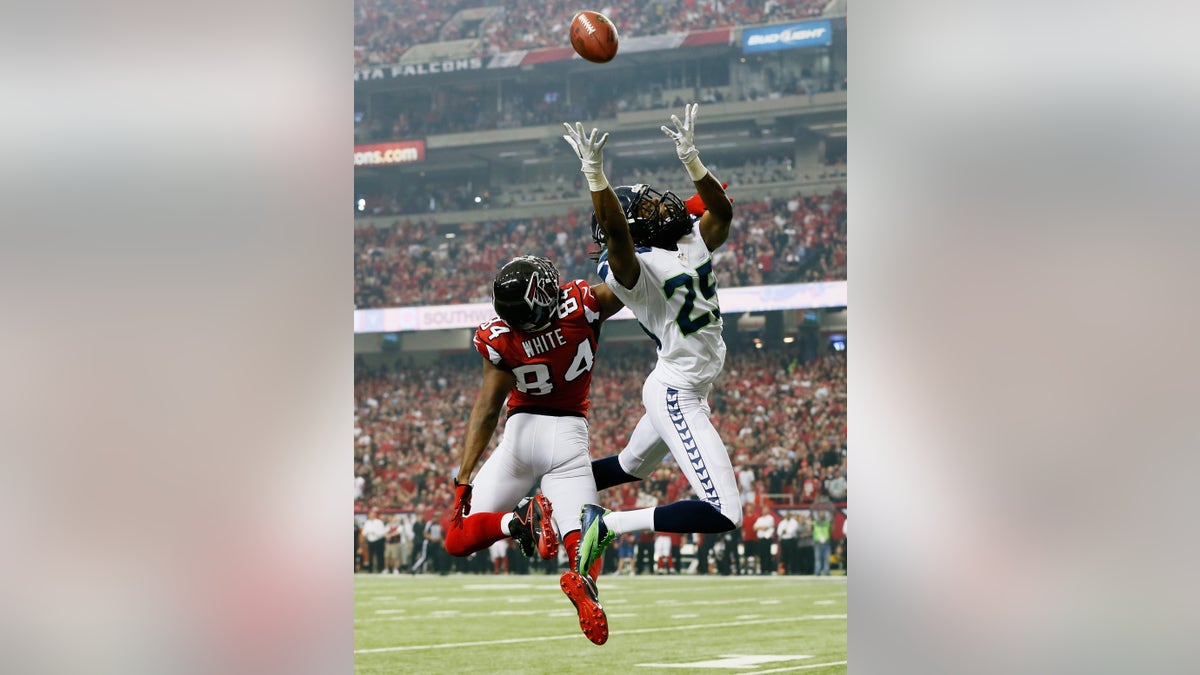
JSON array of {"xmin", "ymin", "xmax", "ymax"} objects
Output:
[
  {"xmin": 354, "ymin": 0, "xmax": 470, "ymax": 68},
  {"xmin": 355, "ymin": 154, "xmax": 843, "ymax": 216},
  {"xmin": 354, "ymin": 343, "xmax": 846, "ymax": 516},
  {"xmin": 355, "ymin": 0, "xmax": 832, "ymax": 69},
  {"xmin": 354, "ymin": 186, "xmax": 846, "ymax": 308},
  {"xmin": 497, "ymin": 154, "xmax": 846, "ymax": 210}
]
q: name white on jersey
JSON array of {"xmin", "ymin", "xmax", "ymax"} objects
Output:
[{"xmin": 521, "ymin": 328, "xmax": 568, "ymax": 358}]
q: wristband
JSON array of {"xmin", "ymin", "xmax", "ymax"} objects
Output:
[
  {"xmin": 584, "ymin": 172, "xmax": 610, "ymax": 192},
  {"xmin": 682, "ymin": 154, "xmax": 708, "ymax": 182}
]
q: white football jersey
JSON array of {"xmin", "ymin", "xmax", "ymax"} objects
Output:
[{"xmin": 599, "ymin": 220, "xmax": 726, "ymax": 388}]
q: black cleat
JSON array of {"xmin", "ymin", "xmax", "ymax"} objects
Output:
[{"xmin": 508, "ymin": 494, "xmax": 558, "ymax": 560}]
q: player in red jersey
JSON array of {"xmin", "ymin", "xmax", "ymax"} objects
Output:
[{"xmin": 444, "ymin": 255, "xmax": 623, "ymax": 646}]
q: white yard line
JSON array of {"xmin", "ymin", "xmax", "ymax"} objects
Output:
[
  {"xmin": 355, "ymin": 614, "xmax": 846, "ymax": 654},
  {"xmin": 752, "ymin": 660, "xmax": 848, "ymax": 673}
]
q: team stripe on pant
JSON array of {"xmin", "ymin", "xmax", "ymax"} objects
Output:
[{"xmin": 666, "ymin": 387, "xmax": 720, "ymax": 507}]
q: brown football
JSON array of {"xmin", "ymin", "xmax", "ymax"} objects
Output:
[{"xmin": 570, "ymin": 10, "xmax": 619, "ymax": 63}]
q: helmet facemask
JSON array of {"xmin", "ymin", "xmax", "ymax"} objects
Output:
[{"xmin": 590, "ymin": 184, "xmax": 691, "ymax": 257}]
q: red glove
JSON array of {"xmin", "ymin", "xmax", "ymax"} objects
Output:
[
  {"xmin": 451, "ymin": 482, "xmax": 472, "ymax": 529},
  {"xmin": 684, "ymin": 182, "xmax": 731, "ymax": 216}
]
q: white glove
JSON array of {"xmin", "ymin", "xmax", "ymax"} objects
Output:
[
  {"xmin": 661, "ymin": 103, "xmax": 708, "ymax": 181},
  {"xmin": 562, "ymin": 122, "xmax": 610, "ymax": 191}
]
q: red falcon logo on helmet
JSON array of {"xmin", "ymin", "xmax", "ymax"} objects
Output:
[{"xmin": 524, "ymin": 270, "xmax": 556, "ymax": 310}]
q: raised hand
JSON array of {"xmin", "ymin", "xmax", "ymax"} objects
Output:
[
  {"xmin": 661, "ymin": 102, "xmax": 699, "ymax": 164},
  {"xmin": 562, "ymin": 121, "xmax": 609, "ymax": 173}
]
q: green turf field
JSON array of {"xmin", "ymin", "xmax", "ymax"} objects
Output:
[{"xmin": 354, "ymin": 572, "xmax": 846, "ymax": 674}]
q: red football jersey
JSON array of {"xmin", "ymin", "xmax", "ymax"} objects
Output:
[{"xmin": 472, "ymin": 280, "xmax": 603, "ymax": 418}]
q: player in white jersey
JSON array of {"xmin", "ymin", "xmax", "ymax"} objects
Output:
[{"xmin": 561, "ymin": 103, "xmax": 741, "ymax": 578}]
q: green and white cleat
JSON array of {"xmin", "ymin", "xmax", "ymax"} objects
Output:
[{"xmin": 577, "ymin": 503, "xmax": 615, "ymax": 576}]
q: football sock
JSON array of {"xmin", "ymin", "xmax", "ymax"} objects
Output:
[
  {"xmin": 564, "ymin": 529, "xmax": 603, "ymax": 582},
  {"xmin": 653, "ymin": 500, "xmax": 737, "ymax": 533},
  {"xmin": 603, "ymin": 507, "xmax": 655, "ymax": 534},
  {"xmin": 591, "ymin": 456, "xmax": 642, "ymax": 491},
  {"xmin": 563, "ymin": 529, "xmax": 581, "ymax": 570},
  {"xmin": 444, "ymin": 512, "xmax": 507, "ymax": 557}
]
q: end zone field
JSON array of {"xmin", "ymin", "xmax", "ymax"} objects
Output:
[{"xmin": 355, "ymin": 573, "xmax": 846, "ymax": 674}]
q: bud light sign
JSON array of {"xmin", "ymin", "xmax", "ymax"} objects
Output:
[{"xmin": 742, "ymin": 20, "xmax": 832, "ymax": 53}]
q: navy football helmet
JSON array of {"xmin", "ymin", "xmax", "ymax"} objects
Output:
[
  {"xmin": 492, "ymin": 256, "xmax": 561, "ymax": 332},
  {"xmin": 590, "ymin": 184, "xmax": 691, "ymax": 252}
]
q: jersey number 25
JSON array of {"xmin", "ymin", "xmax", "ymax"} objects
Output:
[{"xmin": 663, "ymin": 259, "xmax": 720, "ymax": 336}]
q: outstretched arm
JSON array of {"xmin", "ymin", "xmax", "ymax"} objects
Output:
[
  {"xmin": 661, "ymin": 103, "xmax": 733, "ymax": 251},
  {"xmin": 455, "ymin": 358, "xmax": 515, "ymax": 486},
  {"xmin": 594, "ymin": 188, "xmax": 639, "ymax": 289},
  {"xmin": 563, "ymin": 122, "xmax": 641, "ymax": 289},
  {"xmin": 591, "ymin": 282, "xmax": 625, "ymax": 321},
  {"xmin": 694, "ymin": 174, "xmax": 733, "ymax": 250}
]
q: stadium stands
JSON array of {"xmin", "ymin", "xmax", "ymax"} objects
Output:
[
  {"xmin": 353, "ymin": 4, "xmax": 849, "ymax": 578},
  {"xmin": 355, "ymin": 0, "xmax": 474, "ymax": 68},
  {"xmin": 352, "ymin": 155, "xmax": 844, "ymax": 217},
  {"xmin": 354, "ymin": 64, "xmax": 844, "ymax": 143},
  {"xmin": 355, "ymin": 0, "xmax": 834, "ymax": 69},
  {"xmin": 354, "ymin": 186, "xmax": 846, "ymax": 308},
  {"xmin": 354, "ymin": 343, "xmax": 846, "ymax": 515}
]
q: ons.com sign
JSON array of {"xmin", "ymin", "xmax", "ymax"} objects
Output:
[{"xmin": 353, "ymin": 140, "xmax": 426, "ymax": 167}]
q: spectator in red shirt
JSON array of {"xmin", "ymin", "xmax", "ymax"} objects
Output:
[
  {"xmin": 801, "ymin": 467, "xmax": 822, "ymax": 504},
  {"xmin": 742, "ymin": 503, "xmax": 760, "ymax": 574}
]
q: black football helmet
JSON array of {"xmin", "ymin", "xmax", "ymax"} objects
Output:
[
  {"xmin": 590, "ymin": 184, "xmax": 691, "ymax": 252},
  {"xmin": 492, "ymin": 255, "xmax": 561, "ymax": 332}
]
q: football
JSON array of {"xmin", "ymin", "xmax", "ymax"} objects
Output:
[{"xmin": 570, "ymin": 10, "xmax": 619, "ymax": 63}]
